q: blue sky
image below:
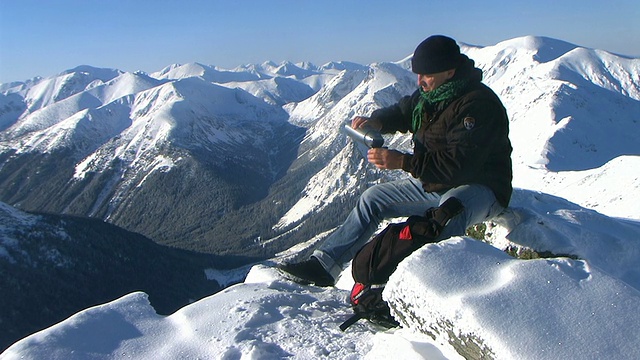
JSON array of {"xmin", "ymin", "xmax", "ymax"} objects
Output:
[{"xmin": 1, "ymin": 0, "xmax": 638, "ymax": 83}]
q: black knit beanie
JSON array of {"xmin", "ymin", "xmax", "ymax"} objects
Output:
[{"xmin": 411, "ymin": 35, "xmax": 463, "ymax": 74}]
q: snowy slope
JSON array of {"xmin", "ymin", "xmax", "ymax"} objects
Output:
[
  {"xmin": 388, "ymin": 237, "xmax": 640, "ymax": 360},
  {"xmin": 482, "ymin": 37, "xmax": 639, "ymax": 172},
  {"xmin": 0, "ymin": 201, "xmax": 221, "ymax": 354},
  {"xmin": 271, "ymin": 62, "xmax": 417, "ymax": 230},
  {"xmin": 73, "ymin": 77, "xmax": 288, "ymax": 177},
  {"xmin": 151, "ymin": 62, "xmax": 262, "ymax": 83},
  {"xmin": 3, "ymin": 189, "xmax": 639, "ymax": 359},
  {"xmin": 1, "ymin": 71, "xmax": 161, "ymax": 139},
  {"xmin": 223, "ymin": 76, "xmax": 316, "ymax": 106},
  {"xmin": 387, "ymin": 188, "xmax": 640, "ymax": 359},
  {"xmin": 0, "ymin": 257, "xmax": 458, "ymax": 359},
  {"xmin": 460, "ymin": 36, "xmax": 640, "ymax": 217}
]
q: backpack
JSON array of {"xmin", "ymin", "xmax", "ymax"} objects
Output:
[{"xmin": 339, "ymin": 197, "xmax": 463, "ymax": 331}]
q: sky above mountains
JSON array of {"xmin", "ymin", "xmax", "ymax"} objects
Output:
[{"xmin": 1, "ymin": 0, "xmax": 639, "ymax": 84}]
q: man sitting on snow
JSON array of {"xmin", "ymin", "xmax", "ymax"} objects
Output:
[{"xmin": 280, "ymin": 35, "xmax": 513, "ymax": 286}]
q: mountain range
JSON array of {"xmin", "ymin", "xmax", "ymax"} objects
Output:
[
  {"xmin": 1, "ymin": 35, "xmax": 639, "ymax": 356},
  {"xmin": 1, "ymin": 36, "xmax": 638, "ymax": 259}
]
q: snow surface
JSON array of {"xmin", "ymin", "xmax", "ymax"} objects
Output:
[
  {"xmin": 0, "ymin": 264, "xmax": 459, "ymax": 360},
  {"xmin": 0, "ymin": 189, "xmax": 640, "ymax": 360},
  {"xmin": 3, "ymin": 188, "xmax": 639, "ymax": 359},
  {"xmin": 387, "ymin": 237, "xmax": 640, "ymax": 360},
  {"xmin": 386, "ymin": 188, "xmax": 640, "ymax": 359}
]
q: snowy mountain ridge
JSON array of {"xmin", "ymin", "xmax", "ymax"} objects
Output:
[{"xmin": 2, "ymin": 35, "xmax": 638, "ymax": 227}]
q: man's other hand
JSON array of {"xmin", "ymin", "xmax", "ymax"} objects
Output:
[{"xmin": 367, "ymin": 148, "xmax": 405, "ymax": 169}]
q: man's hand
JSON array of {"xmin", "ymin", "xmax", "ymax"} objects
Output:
[
  {"xmin": 367, "ymin": 148, "xmax": 405, "ymax": 169},
  {"xmin": 352, "ymin": 116, "xmax": 382, "ymax": 131}
]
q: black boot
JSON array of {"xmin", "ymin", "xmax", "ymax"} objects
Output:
[{"xmin": 278, "ymin": 257, "xmax": 335, "ymax": 287}]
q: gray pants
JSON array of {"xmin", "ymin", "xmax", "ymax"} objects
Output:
[{"xmin": 313, "ymin": 177, "xmax": 504, "ymax": 279}]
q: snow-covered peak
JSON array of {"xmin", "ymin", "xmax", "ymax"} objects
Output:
[
  {"xmin": 2, "ymin": 71, "xmax": 163, "ymax": 139},
  {"xmin": 150, "ymin": 62, "xmax": 262, "ymax": 83},
  {"xmin": 71, "ymin": 76, "xmax": 290, "ymax": 181},
  {"xmin": 12, "ymin": 65, "xmax": 123, "ymax": 109},
  {"xmin": 22, "ymin": 70, "xmax": 106, "ymax": 111},
  {"xmin": 0, "ymin": 77, "xmax": 43, "ymax": 94},
  {"xmin": 273, "ymin": 61, "xmax": 314, "ymax": 79},
  {"xmin": 492, "ymin": 35, "xmax": 579, "ymax": 63},
  {"xmin": 284, "ymin": 67, "xmax": 368, "ymax": 126},
  {"xmin": 391, "ymin": 54, "xmax": 412, "ymax": 71},
  {"xmin": 259, "ymin": 60, "xmax": 279, "ymax": 71},
  {"xmin": 58, "ymin": 65, "xmax": 123, "ymax": 82},
  {"xmin": 285, "ymin": 60, "xmax": 413, "ymax": 137},
  {"xmin": 222, "ymin": 76, "xmax": 316, "ymax": 106},
  {"xmin": 167, "ymin": 76, "xmax": 286, "ymax": 122},
  {"xmin": 295, "ymin": 61, "xmax": 319, "ymax": 71},
  {"xmin": 150, "ymin": 62, "xmax": 210, "ymax": 79},
  {"xmin": 461, "ymin": 35, "xmax": 640, "ymax": 173},
  {"xmin": 319, "ymin": 61, "xmax": 368, "ymax": 72},
  {"xmin": 87, "ymin": 71, "xmax": 165, "ymax": 106}
]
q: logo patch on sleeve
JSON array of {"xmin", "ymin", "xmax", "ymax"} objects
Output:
[{"xmin": 463, "ymin": 117, "xmax": 476, "ymax": 130}]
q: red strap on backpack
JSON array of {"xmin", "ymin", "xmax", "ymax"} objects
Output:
[{"xmin": 399, "ymin": 225, "xmax": 412, "ymax": 240}]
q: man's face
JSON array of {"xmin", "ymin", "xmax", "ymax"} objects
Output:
[{"xmin": 417, "ymin": 69, "xmax": 456, "ymax": 92}]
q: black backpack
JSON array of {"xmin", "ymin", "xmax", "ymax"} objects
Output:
[{"xmin": 339, "ymin": 197, "xmax": 463, "ymax": 331}]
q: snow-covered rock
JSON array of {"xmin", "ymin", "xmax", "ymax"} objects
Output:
[
  {"xmin": 384, "ymin": 188, "xmax": 640, "ymax": 359},
  {"xmin": 386, "ymin": 237, "xmax": 640, "ymax": 360}
]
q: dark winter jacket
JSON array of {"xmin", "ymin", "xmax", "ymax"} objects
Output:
[{"xmin": 370, "ymin": 57, "xmax": 513, "ymax": 207}]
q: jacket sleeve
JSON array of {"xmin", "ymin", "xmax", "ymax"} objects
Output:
[
  {"xmin": 404, "ymin": 98, "xmax": 507, "ymax": 185},
  {"xmin": 369, "ymin": 90, "xmax": 420, "ymax": 134}
]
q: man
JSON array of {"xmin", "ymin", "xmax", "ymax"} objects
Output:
[{"xmin": 280, "ymin": 35, "xmax": 513, "ymax": 286}]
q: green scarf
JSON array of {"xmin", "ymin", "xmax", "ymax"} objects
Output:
[{"xmin": 412, "ymin": 79, "xmax": 470, "ymax": 133}]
